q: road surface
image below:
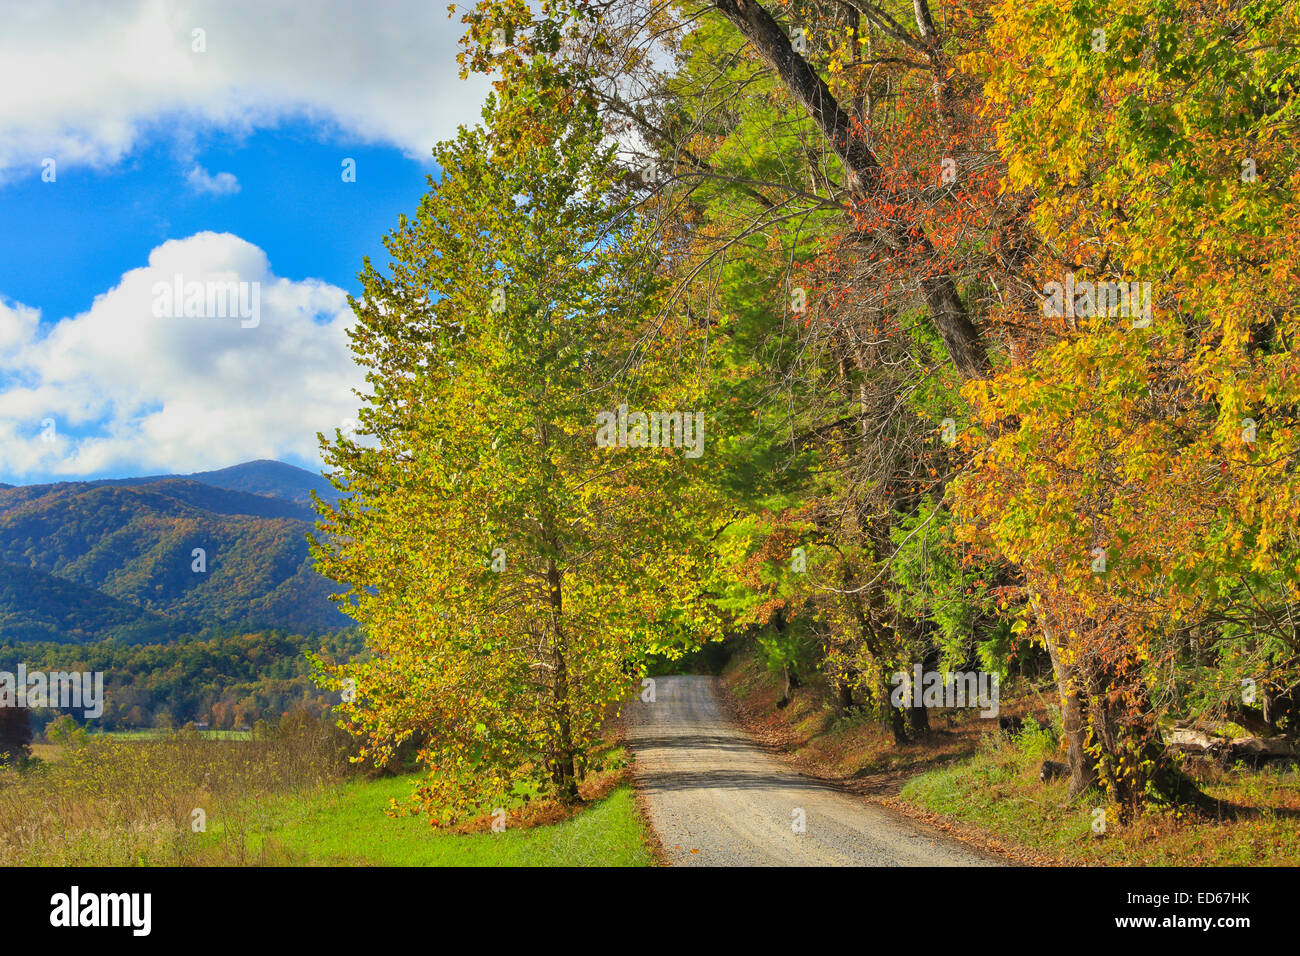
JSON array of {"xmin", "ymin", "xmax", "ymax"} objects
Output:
[{"xmin": 625, "ymin": 675, "xmax": 1002, "ymax": 866}]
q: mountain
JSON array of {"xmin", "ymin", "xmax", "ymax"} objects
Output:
[
  {"xmin": 0, "ymin": 560, "xmax": 185, "ymax": 644},
  {"xmin": 0, "ymin": 476, "xmax": 317, "ymax": 523},
  {"xmin": 0, "ymin": 464, "xmax": 350, "ymax": 642},
  {"xmin": 78, "ymin": 459, "xmax": 340, "ymax": 508},
  {"xmin": 180, "ymin": 460, "xmax": 340, "ymax": 506}
]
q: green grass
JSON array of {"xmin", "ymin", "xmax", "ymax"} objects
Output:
[
  {"xmin": 207, "ymin": 773, "xmax": 656, "ymax": 866},
  {"xmin": 899, "ymin": 733, "xmax": 1300, "ymax": 865},
  {"xmin": 97, "ymin": 729, "xmax": 253, "ymax": 741}
]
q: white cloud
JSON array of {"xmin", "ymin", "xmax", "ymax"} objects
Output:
[
  {"xmin": 0, "ymin": 0, "xmax": 490, "ymax": 181},
  {"xmin": 0, "ymin": 300, "xmax": 40, "ymax": 353},
  {"xmin": 0, "ymin": 233, "xmax": 365, "ymax": 479},
  {"xmin": 185, "ymin": 164, "xmax": 239, "ymax": 195}
]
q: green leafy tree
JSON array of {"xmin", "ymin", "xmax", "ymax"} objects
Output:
[{"xmin": 312, "ymin": 64, "xmax": 721, "ymax": 821}]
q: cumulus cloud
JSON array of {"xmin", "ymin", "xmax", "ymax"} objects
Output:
[
  {"xmin": 185, "ymin": 164, "xmax": 239, "ymax": 195},
  {"xmin": 0, "ymin": 233, "xmax": 364, "ymax": 479},
  {"xmin": 0, "ymin": 0, "xmax": 490, "ymax": 181}
]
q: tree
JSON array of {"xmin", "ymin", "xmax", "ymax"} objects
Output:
[
  {"xmin": 312, "ymin": 62, "xmax": 722, "ymax": 821},
  {"xmin": 955, "ymin": 0, "xmax": 1300, "ymax": 812},
  {"xmin": 0, "ymin": 705, "xmax": 33, "ymax": 764},
  {"xmin": 460, "ymin": 0, "xmax": 995, "ymax": 378},
  {"xmin": 433, "ymin": 0, "xmax": 1300, "ymax": 825}
]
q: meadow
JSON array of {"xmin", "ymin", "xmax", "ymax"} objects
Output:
[{"xmin": 0, "ymin": 716, "xmax": 653, "ymax": 867}]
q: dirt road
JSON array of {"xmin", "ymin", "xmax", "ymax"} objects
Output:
[{"xmin": 625, "ymin": 675, "xmax": 1002, "ymax": 866}]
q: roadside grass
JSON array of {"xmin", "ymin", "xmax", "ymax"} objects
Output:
[
  {"xmin": 900, "ymin": 733, "xmax": 1300, "ymax": 866},
  {"xmin": 723, "ymin": 649, "xmax": 1015, "ymax": 781},
  {"xmin": 217, "ymin": 772, "xmax": 654, "ymax": 866}
]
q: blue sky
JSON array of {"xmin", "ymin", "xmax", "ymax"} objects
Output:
[
  {"xmin": 0, "ymin": 0, "xmax": 488, "ymax": 486},
  {"xmin": 0, "ymin": 128, "xmax": 436, "ymax": 325}
]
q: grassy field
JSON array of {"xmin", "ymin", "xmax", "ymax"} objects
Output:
[
  {"xmin": 1, "ymin": 719, "xmax": 655, "ymax": 866},
  {"xmin": 30, "ymin": 728, "xmax": 252, "ymax": 763},
  {"xmin": 99, "ymin": 729, "xmax": 253, "ymax": 741},
  {"xmin": 214, "ymin": 773, "xmax": 654, "ymax": 866}
]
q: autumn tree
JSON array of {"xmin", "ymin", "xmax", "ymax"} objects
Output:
[
  {"xmin": 460, "ymin": 0, "xmax": 1008, "ymax": 377},
  {"xmin": 443, "ymin": 0, "xmax": 1300, "ymax": 824},
  {"xmin": 956, "ymin": 0, "xmax": 1300, "ymax": 812},
  {"xmin": 312, "ymin": 62, "xmax": 721, "ymax": 821}
]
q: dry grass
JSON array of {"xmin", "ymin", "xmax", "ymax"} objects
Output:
[
  {"xmin": 0, "ymin": 718, "xmax": 655, "ymax": 867},
  {"xmin": 0, "ymin": 714, "xmax": 351, "ymax": 866}
]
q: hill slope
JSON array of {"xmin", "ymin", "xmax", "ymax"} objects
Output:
[
  {"xmin": 78, "ymin": 459, "xmax": 340, "ymax": 508},
  {"xmin": 0, "ymin": 472, "xmax": 348, "ymax": 639},
  {"xmin": 0, "ymin": 560, "xmax": 186, "ymax": 644}
]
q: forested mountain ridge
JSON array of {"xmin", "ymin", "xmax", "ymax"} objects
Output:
[
  {"xmin": 0, "ymin": 463, "xmax": 348, "ymax": 641},
  {"xmin": 0, "ymin": 478, "xmax": 316, "ymax": 524},
  {"xmin": 71, "ymin": 459, "xmax": 341, "ymax": 508},
  {"xmin": 0, "ymin": 560, "xmax": 185, "ymax": 644}
]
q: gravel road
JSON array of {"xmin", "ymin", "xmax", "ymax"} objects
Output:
[{"xmin": 625, "ymin": 675, "xmax": 1003, "ymax": 866}]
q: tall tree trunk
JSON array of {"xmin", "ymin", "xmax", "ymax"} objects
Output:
[
  {"xmin": 712, "ymin": 0, "xmax": 989, "ymax": 379},
  {"xmin": 907, "ymin": 700, "xmax": 930, "ymax": 734},
  {"xmin": 1033, "ymin": 594, "xmax": 1096, "ymax": 798},
  {"xmin": 907, "ymin": 633, "xmax": 937, "ymax": 735},
  {"xmin": 837, "ymin": 676, "xmax": 856, "ymax": 715},
  {"xmin": 546, "ymin": 558, "xmax": 579, "ymax": 801},
  {"xmin": 889, "ymin": 708, "xmax": 909, "ymax": 744}
]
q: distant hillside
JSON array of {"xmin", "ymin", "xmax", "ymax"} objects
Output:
[
  {"xmin": 187, "ymin": 460, "xmax": 340, "ymax": 506},
  {"xmin": 0, "ymin": 473, "xmax": 349, "ymax": 640},
  {"xmin": 0, "ymin": 561, "xmax": 185, "ymax": 644},
  {"xmin": 0, "ymin": 477, "xmax": 317, "ymax": 523},
  {"xmin": 1, "ymin": 629, "xmax": 365, "ymax": 731},
  {"xmin": 80, "ymin": 459, "xmax": 341, "ymax": 508}
]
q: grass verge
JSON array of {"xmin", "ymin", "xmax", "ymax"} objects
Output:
[
  {"xmin": 221, "ymin": 772, "xmax": 654, "ymax": 866},
  {"xmin": 899, "ymin": 735, "xmax": 1300, "ymax": 866}
]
